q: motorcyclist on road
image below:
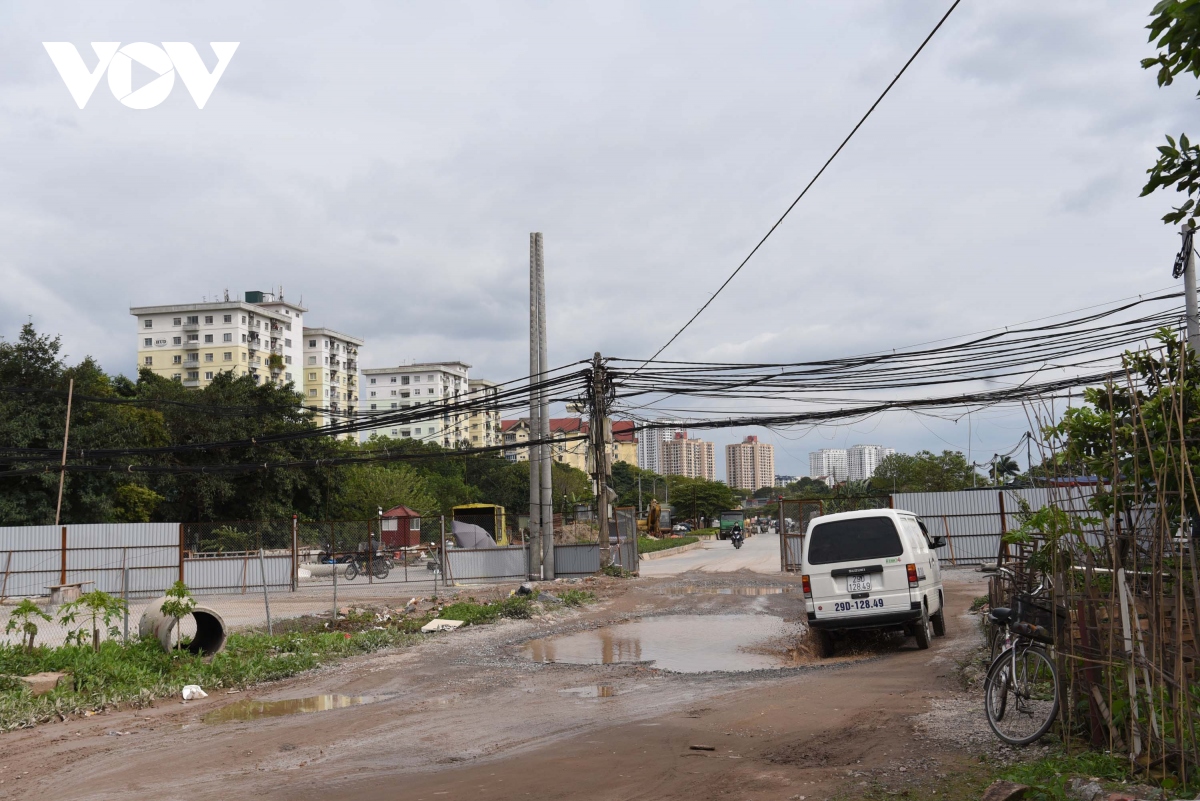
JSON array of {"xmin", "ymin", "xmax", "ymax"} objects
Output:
[{"xmin": 729, "ymin": 524, "xmax": 745, "ymax": 549}]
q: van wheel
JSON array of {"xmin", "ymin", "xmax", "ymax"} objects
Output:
[
  {"xmin": 914, "ymin": 606, "xmax": 933, "ymax": 650},
  {"xmin": 810, "ymin": 628, "xmax": 835, "ymax": 659},
  {"xmin": 931, "ymin": 603, "xmax": 946, "ymax": 637}
]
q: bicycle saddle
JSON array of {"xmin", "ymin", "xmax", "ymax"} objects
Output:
[{"xmin": 988, "ymin": 607, "xmax": 1012, "ymax": 625}]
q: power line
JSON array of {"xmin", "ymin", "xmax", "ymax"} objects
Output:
[{"xmin": 636, "ymin": 0, "xmax": 963, "ymax": 370}]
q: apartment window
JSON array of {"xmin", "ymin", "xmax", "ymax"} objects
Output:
[
  {"xmin": 401, "ymin": 430, "xmax": 410, "ymax": 438},
  {"xmin": 242, "ymin": 334, "xmax": 247, "ymax": 343},
  {"xmin": 205, "ymin": 371, "xmax": 213, "ymax": 380},
  {"xmin": 223, "ymin": 314, "xmax": 232, "ymax": 323},
  {"xmin": 241, "ymin": 353, "xmax": 247, "ymax": 361},
  {"xmin": 389, "ymin": 390, "xmax": 396, "ymax": 396},
  {"xmin": 392, "ymin": 429, "xmax": 399, "ymax": 436},
  {"xmin": 223, "ymin": 333, "xmax": 232, "ymax": 342},
  {"xmin": 426, "ymin": 375, "xmax": 434, "ymax": 382},
  {"xmin": 204, "ymin": 334, "xmax": 213, "ymax": 343},
  {"xmin": 223, "ymin": 352, "xmax": 232, "ymax": 361},
  {"xmin": 309, "ymin": 389, "xmax": 317, "ymax": 397},
  {"xmin": 187, "ymin": 371, "xmax": 199, "ymax": 380},
  {"xmin": 324, "ymin": 340, "xmax": 330, "ymax": 348},
  {"xmin": 308, "ymin": 339, "xmax": 316, "ymax": 348},
  {"xmin": 172, "ymin": 336, "xmax": 181, "ymax": 345},
  {"xmin": 172, "ymin": 373, "xmax": 181, "ymax": 381},
  {"xmin": 173, "ymin": 317, "xmax": 181, "ymax": 325},
  {"xmin": 427, "ymin": 388, "xmax": 434, "ymax": 395},
  {"xmin": 324, "ymin": 389, "xmax": 329, "ymax": 398},
  {"xmin": 415, "ymin": 428, "xmax": 422, "ymax": 435},
  {"xmin": 204, "ymin": 353, "xmax": 213, "ymax": 362},
  {"xmin": 187, "ymin": 316, "xmax": 198, "ymax": 324},
  {"xmin": 172, "ymin": 355, "xmax": 182, "ymax": 364},
  {"xmin": 187, "ymin": 354, "xmax": 199, "ymax": 363},
  {"xmin": 402, "ymin": 376, "xmax": 410, "ymax": 385},
  {"xmin": 369, "ymin": 378, "xmax": 375, "ymax": 384},
  {"xmin": 143, "ymin": 356, "xmax": 153, "ymax": 365},
  {"xmin": 204, "ymin": 316, "xmax": 213, "ymax": 324},
  {"xmin": 370, "ymin": 403, "xmax": 377, "ymax": 410},
  {"xmin": 285, "ymin": 372, "xmax": 292, "ymax": 381},
  {"xmin": 187, "ymin": 334, "xmax": 198, "ymax": 343},
  {"xmin": 143, "ymin": 319, "xmax": 153, "ymax": 329},
  {"xmin": 241, "ymin": 315, "xmax": 246, "ymax": 324},
  {"xmin": 143, "ymin": 337, "xmax": 152, "ymax": 347},
  {"xmin": 284, "ymin": 355, "xmax": 292, "ymax": 365},
  {"xmin": 391, "ymin": 402, "xmax": 398, "ymax": 409},
  {"xmin": 284, "ymin": 338, "xmax": 292, "ymax": 348},
  {"xmin": 369, "ymin": 391, "xmax": 376, "ymax": 397},
  {"xmin": 306, "ymin": 356, "xmax": 315, "ymax": 365}
]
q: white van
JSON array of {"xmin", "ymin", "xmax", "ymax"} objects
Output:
[{"xmin": 800, "ymin": 508, "xmax": 946, "ymax": 658}]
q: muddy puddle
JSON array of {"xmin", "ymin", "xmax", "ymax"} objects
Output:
[
  {"xmin": 665, "ymin": 586, "xmax": 793, "ymax": 596},
  {"xmin": 525, "ymin": 614, "xmax": 801, "ymax": 672},
  {"xmin": 204, "ymin": 694, "xmax": 375, "ymax": 724},
  {"xmin": 558, "ymin": 685, "xmax": 616, "ymax": 698}
]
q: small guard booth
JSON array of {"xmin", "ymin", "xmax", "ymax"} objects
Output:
[{"xmin": 381, "ymin": 505, "xmax": 423, "ymax": 549}]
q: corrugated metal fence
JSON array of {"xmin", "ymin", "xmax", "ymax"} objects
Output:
[{"xmin": 894, "ymin": 486, "xmax": 1101, "ymax": 566}]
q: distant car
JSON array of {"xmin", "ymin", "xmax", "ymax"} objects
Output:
[{"xmin": 672, "ymin": 523, "xmax": 693, "ymax": 532}]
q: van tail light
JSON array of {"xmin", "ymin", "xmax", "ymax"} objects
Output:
[
  {"xmin": 801, "ymin": 575, "xmax": 812, "ymax": 598},
  {"xmin": 906, "ymin": 563, "xmax": 919, "ymax": 588}
]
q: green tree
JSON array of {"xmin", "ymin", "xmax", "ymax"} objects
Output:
[
  {"xmin": 1140, "ymin": 2, "xmax": 1200, "ymax": 224},
  {"xmin": 870, "ymin": 450, "xmax": 979, "ymax": 493},
  {"xmin": 665, "ymin": 475, "xmax": 738, "ymax": 524},
  {"xmin": 990, "ymin": 455, "xmax": 1020, "ymax": 485},
  {"xmin": 329, "ymin": 464, "xmax": 437, "ymax": 519}
]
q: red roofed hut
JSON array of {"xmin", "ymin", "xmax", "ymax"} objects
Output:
[{"xmin": 381, "ymin": 505, "xmax": 423, "ymax": 548}]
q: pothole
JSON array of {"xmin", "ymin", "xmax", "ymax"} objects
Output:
[
  {"xmin": 524, "ymin": 614, "xmax": 803, "ymax": 672},
  {"xmin": 558, "ymin": 685, "xmax": 616, "ymax": 698},
  {"xmin": 203, "ymin": 694, "xmax": 377, "ymax": 723}
]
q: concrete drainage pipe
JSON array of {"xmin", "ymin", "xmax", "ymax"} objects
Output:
[{"xmin": 138, "ymin": 599, "xmax": 228, "ymax": 655}]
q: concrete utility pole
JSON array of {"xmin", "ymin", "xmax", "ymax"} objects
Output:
[
  {"xmin": 1183, "ymin": 222, "xmax": 1200, "ymax": 354},
  {"xmin": 590, "ymin": 353, "xmax": 613, "ymax": 567},
  {"xmin": 528, "ymin": 234, "xmax": 543, "ymax": 578},
  {"xmin": 535, "ymin": 233, "xmax": 554, "ymax": 579}
]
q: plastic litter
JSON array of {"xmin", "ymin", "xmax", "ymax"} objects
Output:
[{"xmin": 181, "ymin": 685, "xmax": 208, "ymax": 701}]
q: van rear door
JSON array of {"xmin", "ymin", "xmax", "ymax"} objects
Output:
[{"xmin": 804, "ymin": 516, "xmax": 912, "ymax": 623}]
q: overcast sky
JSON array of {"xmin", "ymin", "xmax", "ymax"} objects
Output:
[{"xmin": 0, "ymin": 1, "xmax": 1191, "ymax": 478}]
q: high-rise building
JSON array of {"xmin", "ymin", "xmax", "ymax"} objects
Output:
[
  {"xmin": 660, "ymin": 433, "xmax": 716, "ymax": 481},
  {"xmin": 637, "ymin": 418, "xmax": 687, "ymax": 473},
  {"xmin": 361, "ymin": 361, "xmax": 471, "ymax": 447},
  {"xmin": 725, "ymin": 435, "xmax": 776, "ymax": 491},
  {"xmin": 848, "ymin": 445, "xmax": 896, "ymax": 482},
  {"xmin": 809, "ymin": 448, "xmax": 849, "ymax": 487},
  {"xmin": 466, "ymin": 379, "xmax": 502, "ymax": 449},
  {"xmin": 301, "ymin": 328, "xmax": 363, "ymax": 438},
  {"xmin": 131, "ymin": 291, "xmax": 310, "ymax": 390}
]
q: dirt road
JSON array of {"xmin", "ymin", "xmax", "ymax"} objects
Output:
[
  {"xmin": 5, "ymin": 568, "xmax": 993, "ymax": 801},
  {"xmin": 641, "ymin": 531, "xmax": 781, "ymax": 576}
]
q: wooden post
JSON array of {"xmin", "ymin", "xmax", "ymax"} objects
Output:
[
  {"xmin": 291, "ymin": 515, "xmax": 299, "ymax": 592},
  {"xmin": 996, "ymin": 491, "xmax": 1009, "ymax": 564},
  {"xmin": 943, "ymin": 516, "xmax": 957, "ymax": 566},
  {"xmin": 60, "ymin": 526, "xmax": 67, "ymax": 584},
  {"xmin": 53, "ymin": 379, "xmax": 74, "ymax": 527}
]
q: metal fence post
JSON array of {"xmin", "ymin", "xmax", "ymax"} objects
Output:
[
  {"xmin": 259, "ymin": 547, "xmax": 273, "ymax": 636},
  {"xmin": 291, "ymin": 514, "xmax": 298, "ymax": 592},
  {"xmin": 0, "ymin": 551, "xmax": 11, "ymax": 600},
  {"xmin": 331, "ymin": 521, "xmax": 339, "ymax": 622},
  {"xmin": 121, "ymin": 547, "xmax": 129, "ymax": 644}
]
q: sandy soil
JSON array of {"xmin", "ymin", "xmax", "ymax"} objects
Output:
[{"xmin": 2, "ymin": 562, "xmax": 996, "ymax": 801}]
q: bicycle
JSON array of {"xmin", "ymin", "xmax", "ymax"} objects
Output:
[{"xmin": 979, "ymin": 564, "xmax": 1060, "ymax": 745}]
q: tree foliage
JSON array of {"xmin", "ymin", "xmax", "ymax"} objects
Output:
[
  {"xmin": 1141, "ymin": 2, "xmax": 1200, "ymax": 224},
  {"xmin": 870, "ymin": 450, "xmax": 980, "ymax": 493}
]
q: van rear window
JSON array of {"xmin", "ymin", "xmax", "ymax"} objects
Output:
[{"xmin": 807, "ymin": 517, "xmax": 904, "ymax": 565}]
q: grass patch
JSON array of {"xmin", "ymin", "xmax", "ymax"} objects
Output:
[
  {"xmin": 970, "ymin": 595, "xmax": 989, "ymax": 612},
  {"xmin": 601, "ymin": 563, "xmax": 633, "ymax": 578},
  {"xmin": 638, "ymin": 536, "xmax": 699, "ymax": 554},
  {"xmin": 438, "ymin": 595, "xmax": 535, "ymax": 625},
  {"xmin": 0, "ymin": 617, "xmax": 421, "ymax": 732},
  {"xmin": 558, "ymin": 589, "xmax": 596, "ymax": 607}
]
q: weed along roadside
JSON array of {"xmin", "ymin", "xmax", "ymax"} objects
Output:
[{"xmin": 0, "ymin": 583, "xmax": 598, "ymax": 731}]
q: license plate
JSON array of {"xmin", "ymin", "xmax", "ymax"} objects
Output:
[{"xmin": 846, "ymin": 574, "xmax": 871, "ymax": 592}]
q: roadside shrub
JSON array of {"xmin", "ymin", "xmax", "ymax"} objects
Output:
[{"xmin": 559, "ymin": 589, "xmax": 596, "ymax": 607}]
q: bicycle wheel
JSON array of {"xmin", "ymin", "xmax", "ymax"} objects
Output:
[
  {"xmin": 984, "ymin": 645, "xmax": 1058, "ymax": 745},
  {"xmin": 345, "ymin": 561, "xmax": 359, "ymax": 581}
]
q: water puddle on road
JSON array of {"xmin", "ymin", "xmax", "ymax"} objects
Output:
[
  {"xmin": 204, "ymin": 694, "xmax": 375, "ymax": 724},
  {"xmin": 558, "ymin": 685, "xmax": 616, "ymax": 698},
  {"xmin": 665, "ymin": 586, "xmax": 794, "ymax": 596},
  {"xmin": 525, "ymin": 614, "xmax": 800, "ymax": 673}
]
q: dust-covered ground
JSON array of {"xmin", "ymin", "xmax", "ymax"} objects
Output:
[{"xmin": 1, "ymin": 564, "xmax": 1014, "ymax": 801}]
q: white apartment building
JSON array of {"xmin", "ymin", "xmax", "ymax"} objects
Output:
[
  {"xmin": 809, "ymin": 448, "xmax": 849, "ymax": 487},
  {"xmin": 636, "ymin": 418, "xmax": 687, "ymax": 473},
  {"xmin": 130, "ymin": 292, "xmax": 305, "ymax": 389},
  {"xmin": 725, "ymin": 435, "xmax": 776, "ymax": 491},
  {"xmin": 660, "ymin": 433, "xmax": 716, "ymax": 481},
  {"xmin": 466, "ymin": 379, "xmax": 502, "ymax": 449},
  {"xmin": 302, "ymin": 328, "xmax": 363, "ymax": 439},
  {"xmin": 848, "ymin": 444, "xmax": 896, "ymax": 482},
  {"xmin": 362, "ymin": 361, "xmax": 471, "ymax": 447}
]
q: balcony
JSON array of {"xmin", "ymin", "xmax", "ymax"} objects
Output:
[{"xmin": 182, "ymin": 322, "xmax": 200, "ymax": 332}]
